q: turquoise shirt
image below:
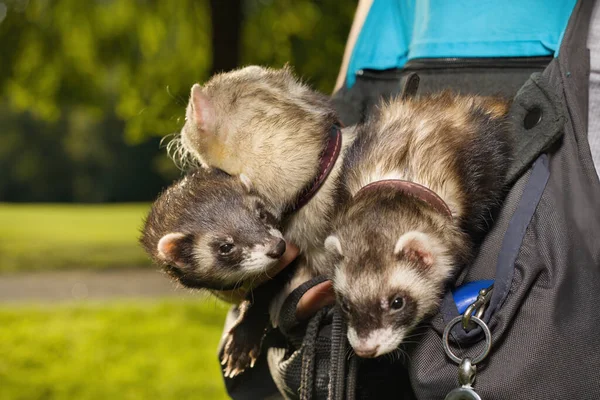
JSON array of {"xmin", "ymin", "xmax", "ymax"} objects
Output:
[{"xmin": 346, "ymin": 0, "xmax": 577, "ymax": 87}]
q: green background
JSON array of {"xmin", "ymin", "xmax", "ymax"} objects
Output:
[{"xmin": 0, "ymin": 1, "xmax": 355, "ymax": 398}]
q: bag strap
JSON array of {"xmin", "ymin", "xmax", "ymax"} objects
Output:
[
  {"xmin": 508, "ymin": 0, "xmax": 595, "ymax": 183},
  {"xmin": 506, "ymin": 73, "xmax": 567, "ymax": 185}
]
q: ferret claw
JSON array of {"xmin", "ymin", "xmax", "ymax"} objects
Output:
[
  {"xmin": 220, "ymin": 300, "xmax": 266, "ymax": 378},
  {"xmin": 220, "ymin": 328, "xmax": 262, "ymax": 379},
  {"xmin": 223, "ymin": 360, "xmax": 244, "ymax": 378}
]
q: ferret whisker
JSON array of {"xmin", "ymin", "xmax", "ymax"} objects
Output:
[
  {"xmin": 403, "ymin": 331, "xmax": 426, "ymax": 340},
  {"xmin": 263, "ymin": 267, "xmax": 276, "ymax": 281},
  {"xmin": 400, "ymin": 348, "xmax": 413, "ymax": 364},
  {"xmin": 160, "ymin": 132, "xmax": 177, "ymax": 148},
  {"xmin": 166, "ymin": 85, "xmax": 186, "ymax": 106},
  {"xmin": 163, "ymin": 133, "xmax": 199, "ymax": 171},
  {"xmin": 394, "ymin": 348, "xmax": 404, "ymax": 363},
  {"xmin": 233, "ymin": 270, "xmax": 253, "ymax": 292},
  {"xmin": 384, "ymin": 351, "xmax": 395, "ymax": 363},
  {"xmin": 346, "ymin": 349, "xmax": 356, "ymax": 361},
  {"xmin": 245, "ymin": 275, "xmax": 260, "ymax": 294}
]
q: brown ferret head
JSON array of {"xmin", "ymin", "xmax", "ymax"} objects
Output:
[
  {"xmin": 175, "ymin": 65, "xmax": 339, "ymax": 208},
  {"xmin": 140, "ymin": 168, "xmax": 286, "ymax": 294},
  {"xmin": 325, "ymin": 190, "xmax": 469, "ymax": 358}
]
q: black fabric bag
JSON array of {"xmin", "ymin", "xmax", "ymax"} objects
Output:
[{"xmin": 222, "ymin": 1, "xmax": 600, "ymax": 398}]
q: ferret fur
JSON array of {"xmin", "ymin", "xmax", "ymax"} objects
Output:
[
  {"xmin": 140, "ymin": 168, "xmax": 285, "ymax": 300},
  {"xmin": 326, "ymin": 92, "xmax": 512, "ymax": 358},
  {"xmin": 174, "ymin": 66, "xmax": 356, "ymax": 315}
]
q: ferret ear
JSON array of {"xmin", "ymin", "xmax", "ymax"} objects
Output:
[
  {"xmin": 239, "ymin": 173, "xmax": 253, "ymax": 193},
  {"xmin": 394, "ymin": 231, "xmax": 434, "ymax": 268},
  {"xmin": 324, "ymin": 235, "xmax": 343, "ymax": 257},
  {"xmin": 157, "ymin": 232, "xmax": 189, "ymax": 268},
  {"xmin": 186, "ymin": 84, "xmax": 215, "ymax": 132}
]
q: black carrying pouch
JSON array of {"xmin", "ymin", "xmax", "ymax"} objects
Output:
[
  {"xmin": 407, "ymin": 2, "xmax": 600, "ymax": 398},
  {"xmin": 223, "ymin": 1, "xmax": 600, "ymax": 398},
  {"xmin": 331, "ymin": 57, "xmax": 550, "ymax": 128}
]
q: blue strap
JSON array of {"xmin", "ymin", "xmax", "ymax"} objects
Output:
[{"xmin": 443, "ymin": 154, "xmax": 551, "ymax": 342}]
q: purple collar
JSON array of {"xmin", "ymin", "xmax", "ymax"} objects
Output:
[
  {"xmin": 355, "ymin": 179, "xmax": 453, "ymax": 220},
  {"xmin": 288, "ymin": 125, "xmax": 342, "ymax": 214}
]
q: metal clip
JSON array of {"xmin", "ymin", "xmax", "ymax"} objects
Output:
[
  {"xmin": 461, "ymin": 285, "xmax": 493, "ymax": 332},
  {"xmin": 443, "ymin": 316, "xmax": 492, "ymax": 365},
  {"xmin": 444, "ymin": 357, "xmax": 482, "ymax": 400},
  {"xmin": 443, "ymin": 287, "xmax": 494, "ymax": 399},
  {"xmin": 442, "ymin": 316, "xmax": 492, "ymax": 400}
]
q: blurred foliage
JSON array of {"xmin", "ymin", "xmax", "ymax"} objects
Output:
[
  {"xmin": 0, "ymin": 203, "xmax": 152, "ymax": 272},
  {"xmin": 0, "ymin": 0, "xmax": 212, "ymax": 142},
  {"xmin": 0, "ymin": 0, "xmax": 355, "ymax": 202},
  {"xmin": 0, "ymin": 299, "xmax": 229, "ymax": 400},
  {"xmin": 242, "ymin": 0, "xmax": 356, "ymax": 93}
]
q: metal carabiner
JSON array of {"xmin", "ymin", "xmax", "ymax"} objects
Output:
[{"xmin": 461, "ymin": 285, "xmax": 493, "ymax": 332}]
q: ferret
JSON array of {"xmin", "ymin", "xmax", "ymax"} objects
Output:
[
  {"xmin": 140, "ymin": 168, "xmax": 286, "ymax": 297},
  {"xmin": 324, "ymin": 92, "xmax": 512, "ymax": 358},
  {"xmin": 140, "ymin": 168, "xmax": 295, "ymax": 377},
  {"xmin": 172, "ymin": 66, "xmax": 357, "ymax": 314}
]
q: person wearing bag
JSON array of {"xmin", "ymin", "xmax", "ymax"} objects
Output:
[{"xmin": 222, "ymin": 1, "xmax": 600, "ymax": 398}]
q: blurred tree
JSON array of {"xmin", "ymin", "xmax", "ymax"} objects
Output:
[
  {"xmin": 241, "ymin": 0, "xmax": 356, "ymax": 93},
  {"xmin": 0, "ymin": 0, "xmax": 355, "ymax": 202},
  {"xmin": 0, "ymin": 0, "xmax": 211, "ymax": 201},
  {"xmin": 210, "ymin": 0, "xmax": 243, "ymax": 74}
]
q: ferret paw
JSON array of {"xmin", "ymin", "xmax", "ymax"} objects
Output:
[
  {"xmin": 221, "ymin": 331, "xmax": 261, "ymax": 378},
  {"xmin": 220, "ymin": 300, "xmax": 265, "ymax": 378}
]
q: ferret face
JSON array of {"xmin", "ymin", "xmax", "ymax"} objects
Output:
[
  {"xmin": 163, "ymin": 199, "xmax": 285, "ymax": 290},
  {"xmin": 141, "ymin": 170, "xmax": 287, "ymax": 291},
  {"xmin": 325, "ymin": 219, "xmax": 454, "ymax": 358}
]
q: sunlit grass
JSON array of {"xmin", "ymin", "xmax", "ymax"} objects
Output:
[
  {"xmin": 0, "ymin": 298, "xmax": 229, "ymax": 400},
  {"xmin": 0, "ymin": 203, "xmax": 152, "ymax": 273}
]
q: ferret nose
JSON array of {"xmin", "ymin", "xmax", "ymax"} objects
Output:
[
  {"xmin": 266, "ymin": 238, "xmax": 286, "ymax": 259},
  {"xmin": 353, "ymin": 345, "xmax": 380, "ymax": 358}
]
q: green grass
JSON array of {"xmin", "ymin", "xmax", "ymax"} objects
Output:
[
  {"xmin": 0, "ymin": 299, "xmax": 230, "ymax": 400},
  {"xmin": 0, "ymin": 203, "xmax": 152, "ymax": 273}
]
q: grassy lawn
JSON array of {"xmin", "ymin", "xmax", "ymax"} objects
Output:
[
  {"xmin": 0, "ymin": 298, "xmax": 230, "ymax": 400},
  {"xmin": 0, "ymin": 203, "xmax": 152, "ymax": 273}
]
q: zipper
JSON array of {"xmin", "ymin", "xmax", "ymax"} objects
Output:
[
  {"xmin": 403, "ymin": 56, "xmax": 552, "ymax": 70},
  {"xmin": 355, "ymin": 56, "xmax": 552, "ymax": 78},
  {"xmin": 355, "ymin": 68, "xmax": 403, "ymax": 79}
]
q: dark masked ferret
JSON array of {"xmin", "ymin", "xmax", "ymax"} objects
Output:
[
  {"xmin": 140, "ymin": 168, "xmax": 285, "ymax": 295},
  {"xmin": 141, "ymin": 168, "xmax": 290, "ymax": 377},
  {"xmin": 325, "ymin": 92, "xmax": 512, "ymax": 358}
]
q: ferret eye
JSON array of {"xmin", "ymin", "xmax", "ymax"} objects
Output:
[
  {"xmin": 256, "ymin": 204, "xmax": 268, "ymax": 221},
  {"xmin": 219, "ymin": 243, "xmax": 234, "ymax": 255},
  {"xmin": 390, "ymin": 297, "xmax": 405, "ymax": 310},
  {"xmin": 339, "ymin": 300, "xmax": 351, "ymax": 315},
  {"xmin": 259, "ymin": 209, "xmax": 268, "ymax": 221}
]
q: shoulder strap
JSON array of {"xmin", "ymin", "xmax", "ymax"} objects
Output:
[
  {"xmin": 557, "ymin": 0, "xmax": 597, "ymax": 169},
  {"xmin": 507, "ymin": 0, "xmax": 596, "ymax": 185},
  {"xmin": 506, "ymin": 73, "xmax": 566, "ymax": 185}
]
